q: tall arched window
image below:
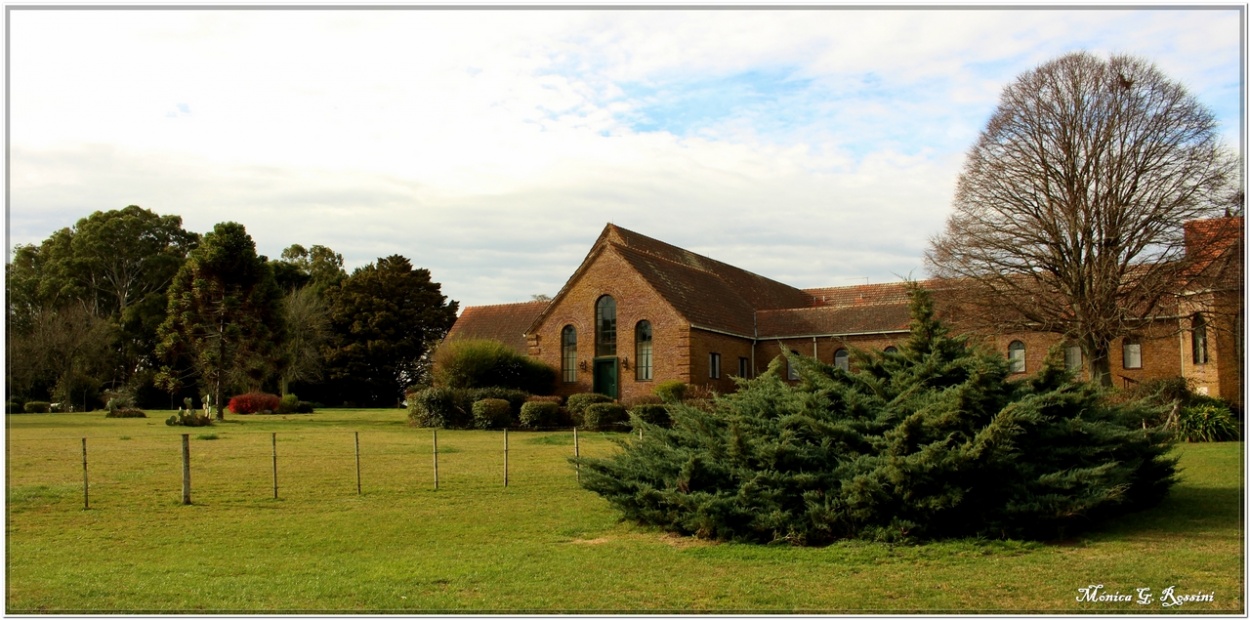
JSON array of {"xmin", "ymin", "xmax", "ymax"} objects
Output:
[
  {"xmin": 1192, "ymin": 313, "xmax": 1209, "ymax": 364},
  {"xmin": 1008, "ymin": 340, "xmax": 1026, "ymax": 373},
  {"xmin": 561, "ymin": 325, "xmax": 577, "ymax": 383},
  {"xmin": 833, "ymin": 348, "xmax": 849, "ymax": 371},
  {"xmin": 635, "ymin": 320, "xmax": 653, "ymax": 381},
  {"xmin": 595, "ymin": 295, "xmax": 617, "ymax": 357}
]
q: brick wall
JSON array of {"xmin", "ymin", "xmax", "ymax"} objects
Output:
[{"xmin": 530, "ymin": 247, "xmax": 690, "ymax": 402}]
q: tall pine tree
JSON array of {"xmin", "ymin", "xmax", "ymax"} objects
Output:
[{"xmin": 156, "ymin": 222, "xmax": 285, "ymax": 418}]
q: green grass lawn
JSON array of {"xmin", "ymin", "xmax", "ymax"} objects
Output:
[{"xmin": 6, "ymin": 409, "xmax": 1244, "ymax": 613}]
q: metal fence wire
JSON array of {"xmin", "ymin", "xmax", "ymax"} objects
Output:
[{"xmin": 6, "ymin": 428, "xmax": 622, "ymax": 511}]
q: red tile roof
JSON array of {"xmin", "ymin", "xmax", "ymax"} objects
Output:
[
  {"xmin": 803, "ymin": 281, "xmax": 917, "ymax": 308},
  {"xmin": 757, "ymin": 303, "xmax": 912, "ymax": 339},
  {"xmin": 446, "ymin": 300, "xmax": 548, "ymax": 353}
]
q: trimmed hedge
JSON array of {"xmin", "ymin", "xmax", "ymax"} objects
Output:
[
  {"xmin": 519, "ymin": 401, "xmax": 561, "ymax": 429},
  {"xmin": 582, "ymin": 403, "xmax": 629, "ymax": 431},
  {"xmin": 567, "ymin": 393, "xmax": 614, "ymax": 423},
  {"xmin": 472, "ymin": 398, "xmax": 513, "ymax": 429},
  {"xmin": 24, "ymin": 401, "xmax": 51, "ymax": 414},
  {"xmin": 408, "ymin": 387, "xmax": 474, "ymax": 428}
]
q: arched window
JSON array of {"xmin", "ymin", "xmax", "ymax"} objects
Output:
[
  {"xmin": 635, "ymin": 320, "xmax": 653, "ymax": 381},
  {"xmin": 1008, "ymin": 340, "xmax": 1026, "ymax": 373},
  {"xmin": 883, "ymin": 346, "xmax": 899, "ymax": 355},
  {"xmin": 1064, "ymin": 343, "xmax": 1083, "ymax": 372},
  {"xmin": 1192, "ymin": 313, "xmax": 1209, "ymax": 365},
  {"xmin": 1123, "ymin": 337, "xmax": 1142, "ymax": 369},
  {"xmin": 595, "ymin": 295, "xmax": 616, "ymax": 357},
  {"xmin": 561, "ymin": 325, "xmax": 577, "ymax": 383},
  {"xmin": 833, "ymin": 348, "xmax": 850, "ymax": 371}
]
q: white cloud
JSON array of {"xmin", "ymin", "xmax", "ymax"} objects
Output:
[{"xmin": 8, "ymin": 7, "xmax": 1242, "ymax": 308}]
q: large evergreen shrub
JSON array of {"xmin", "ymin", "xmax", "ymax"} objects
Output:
[
  {"xmin": 576, "ymin": 287, "xmax": 1177, "ymax": 544},
  {"xmin": 432, "ymin": 339, "xmax": 556, "ymax": 394}
]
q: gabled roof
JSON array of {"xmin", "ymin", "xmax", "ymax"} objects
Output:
[
  {"xmin": 447, "ymin": 300, "xmax": 548, "ymax": 353},
  {"xmin": 527, "ymin": 223, "xmax": 815, "ymax": 337}
]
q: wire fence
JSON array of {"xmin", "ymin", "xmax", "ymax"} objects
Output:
[{"xmin": 6, "ymin": 427, "xmax": 623, "ymax": 511}]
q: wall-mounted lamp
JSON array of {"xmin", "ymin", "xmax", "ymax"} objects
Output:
[
  {"xmin": 579, "ymin": 361, "xmax": 589, "ymax": 371},
  {"xmin": 622, "ymin": 357, "xmax": 630, "ymax": 370}
]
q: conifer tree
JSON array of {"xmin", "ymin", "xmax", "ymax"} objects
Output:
[{"xmin": 577, "ymin": 286, "xmax": 1176, "ymax": 544}]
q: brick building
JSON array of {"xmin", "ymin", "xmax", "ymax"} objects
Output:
[{"xmin": 446, "ymin": 220, "xmax": 1243, "ymax": 407}]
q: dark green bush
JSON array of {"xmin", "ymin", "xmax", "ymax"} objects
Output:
[
  {"xmin": 582, "ymin": 403, "xmax": 629, "ymax": 431},
  {"xmin": 278, "ymin": 393, "xmax": 300, "ymax": 414},
  {"xmin": 106, "ymin": 408, "xmax": 147, "ymax": 418},
  {"xmin": 6, "ymin": 400, "xmax": 24, "ymax": 414},
  {"xmin": 432, "ymin": 339, "xmax": 556, "ymax": 394},
  {"xmin": 567, "ymin": 393, "xmax": 614, "ymax": 422},
  {"xmin": 472, "ymin": 398, "xmax": 513, "ymax": 429},
  {"xmin": 654, "ymin": 380, "xmax": 688, "ymax": 404},
  {"xmin": 1177, "ymin": 403, "xmax": 1240, "ymax": 442},
  {"xmin": 519, "ymin": 401, "xmax": 561, "ymax": 429},
  {"xmin": 629, "ymin": 403, "xmax": 672, "ymax": 429},
  {"xmin": 24, "ymin": 401, "xmax": 51, "ymax": 414},
  {"xmin": 471, "ymin": 387, "xmax": 530, "ymax": 417},
  {"xmin": 408, "ymin": 387, "xmax": 474, "ymax": 429},
  {"xmin": 577, "ymin": 287, "xmax": 1177, "ymax": 545}
]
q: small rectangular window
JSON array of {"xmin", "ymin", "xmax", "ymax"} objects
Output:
[
  {"xmin": 738, "ymin": 357, "xmax": 749, "ymax": 378},
  {"xmin": 1123, "ymin": 340, "xmax": 1142, "ymax": 369},
  {"xmin": 709, "ymin": 353, "xmax": 721, "ymax": 379}
]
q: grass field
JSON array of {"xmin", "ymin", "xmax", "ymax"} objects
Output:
[{"xmin": 5, "ymin": 409, "xmax": 1244, "ymax": 613}]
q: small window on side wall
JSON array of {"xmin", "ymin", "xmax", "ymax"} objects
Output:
[
  {"xmin": 709, "ymin": 352, "xmax": 721, "ymax": 379},
  {"xmin": 833, "ymin": 348, "xmax": 849, "ymax": 371},
  {"xmin": 1008, "ymin": 340, "xmax": 1026, "ymax": 373},
  {"xmin": 1192, "ymin": 313, "xmax": 1209, "ymax": 365},
  {"xmin": 1123, "ymin": 337, "xmax": 1143, "ymax": 369}
]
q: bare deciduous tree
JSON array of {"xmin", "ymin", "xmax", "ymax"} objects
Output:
[{"xmin": 926, "ymin": 52, "xmax": 1233, "ymax": 386}]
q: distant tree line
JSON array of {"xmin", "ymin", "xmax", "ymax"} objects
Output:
[{"xmin": 7, "ymin": 205, "xmax": 458, "ymax": 412}]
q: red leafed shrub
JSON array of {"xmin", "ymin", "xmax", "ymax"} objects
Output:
[{"xmin": 228, "ymin": 392, "xmax": 281, "ymax": 414}]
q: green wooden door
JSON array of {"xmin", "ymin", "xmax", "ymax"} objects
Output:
[{"xmin": 593, "ymin": 358, "xmax": 618, "ymax": 399}]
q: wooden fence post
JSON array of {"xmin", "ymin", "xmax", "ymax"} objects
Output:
[
  {"xmin": 504, "ymin": 428, "xmax": 509, "ymax": 488},
  {"xmin": 81, "ymin": 437, "xmax": 89, "ymax": 510},
  {"xmin": 432, "ymin": 429, "xmax": 439, "ymax": 490},
  {"xmin": 574, "ymin": 427, "xmax": 581, "ymax": 483},
  {"xmin": 271, "ymin": 432, "xmax": 279, "ymax": 499},
  {"xmin": 354, "ymin": 431, "xmax": 362, "ymax": 495},
  {"xmin": 181, "ymin": 434, "xmax": 191, "ymax": 505}
]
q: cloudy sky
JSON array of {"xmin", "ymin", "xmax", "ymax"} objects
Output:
[{"xmin": 8, "ymin": 7, "xmax": 1243, "ymax": 308}]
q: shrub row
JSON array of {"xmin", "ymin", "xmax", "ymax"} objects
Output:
[{"xmin": 408, "ymin": 387, "xmax": 676, "ymax": 431}]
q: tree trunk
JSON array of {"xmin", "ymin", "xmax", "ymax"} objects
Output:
[
  {"xmin": 1085, "ymin": 337, "xmax": 1113, "ymax": 389},
  {"xmin": 215, "ymin": 320, "xmax": 226, "ymax": 421}
]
